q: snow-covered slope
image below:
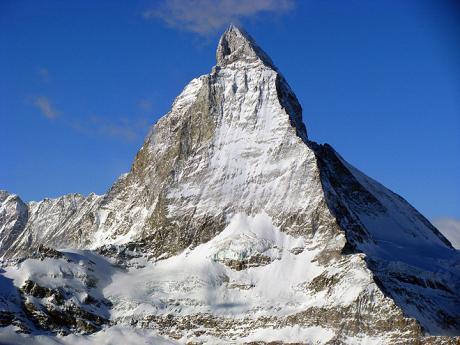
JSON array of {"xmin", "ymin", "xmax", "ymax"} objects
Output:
[
  {"xmin": 0, "ymin": 25, "xmax": 459, "ymax": 344},
  {"xmin": 315, "ymin": 144, "xmax": 460, "ymax": 335},
  {"xmin": 0, "ymin": 192, "xmax": 102, "ymax": 258}
]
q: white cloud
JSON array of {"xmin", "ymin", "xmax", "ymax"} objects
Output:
[
  {"xmin": 432, "ymin": 217, "xmax": 460, "ymax": 249},
  {"xmin": 33, "ymin": 96, "xmax": 59, "ymax": 120},
  {"xmin": 144, "ymin": 0, "xmax": 295, "ymax": 35}
]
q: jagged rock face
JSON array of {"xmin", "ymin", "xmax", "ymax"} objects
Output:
[
  {"xmin": 85, "ymin": 25, "xmax": 316, "ymax": 257},
  {"xmin": 0, "ymin": 248, "xmax": 113, "ymax": 336},
  {"xmin": 0, "ymin": 25, "xmax": 459, "ymax": 343},
  {"xmin": 0, "ymin": 192, "xmax": 102, "ymax": 258},
  {"xmin": 0, "ymin": 191, "xmax": 28, "ymax": 257},
  {"xmin": 314, "ymin": 144, "xmax": 460, "ymax": 334},
  {"xmin": 0, "ymin": 27, "xmax": 330, "ymax": 259}
]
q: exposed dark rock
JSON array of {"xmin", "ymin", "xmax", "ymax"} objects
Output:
[
  {"xmin": 19, "ymin": 280, "xmax": 109, "ymax": 335},
  {"xmin": 290, "ymin": 247, "xmax": 304, "ymax": 255},
  {"xmin": 0, "ymin": 311, "xmax": 14, "ymax": 327},
  {"xmin": 20, "ymin": 280, "xmax": 64, "ymax": 305},
  {"xmin": 218, "ymin": 253, "xmax": 273, "ymax": 271}
]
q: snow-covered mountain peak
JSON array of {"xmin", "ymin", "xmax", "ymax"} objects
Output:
[
  {"xmin": 1, "ymin": 27, "xmax": 459, "ymax": 343},
  {"xmin": 216, "ymin": 24, "xmax": 276, "ymax": 69}
]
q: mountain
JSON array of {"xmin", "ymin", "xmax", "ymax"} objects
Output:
[{"xmin": 0, "ymin": 25, "xmax": 459, "ymax": 345}]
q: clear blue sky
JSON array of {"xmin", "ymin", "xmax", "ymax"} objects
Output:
[{"xmin": 1, "ymin": 0, "xmax": 459, "ymax": 220}]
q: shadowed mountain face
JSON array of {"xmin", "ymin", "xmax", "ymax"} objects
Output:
[{"xmin": 0, "ymin": 26, "xmax": 459, "ymax": 343}]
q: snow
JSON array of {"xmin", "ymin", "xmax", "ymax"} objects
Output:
[
  {"xmin": 103, "ymin": 212, "xmax": 328, "ymax": 320},
  {"xmin": 1, "ymin": 212, "xmax": 373, "ymax": 342},
  {"xmin": 171, "ymin": 76, "xmax": 205, "ymax": 114},
  {"xmin": 323, "ymin": 148, "xmax": 460, "ymax": 333},
  {"xmin": 0, "ymin": 325, "xmax": 398, "ymax": 345},
  {"xmin": 0, "ymin": 326, "xmax": 177, "ymax": 345},
  {"xmin": 4, "ymin": 250, "xmax": 114, "ymax": 295},
  {"xmin": 166, "ymin": 63, "xmax": 318, "ymax": 220},
  {"xmin": 241, "ymin": 325, "xmax": 335, "ymax": 344}
]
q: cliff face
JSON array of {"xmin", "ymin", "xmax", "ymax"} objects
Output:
[
  {"xmin": 0, "ymin": 26, "xmax": 458, "ymax": 343},
  {"xmin": 0, "ymin": 191, "xmax": 28, "ymax": 256}
]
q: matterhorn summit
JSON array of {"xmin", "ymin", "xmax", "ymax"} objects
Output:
[{"xmin": 0, "ymin": 26, "xmax": 459, "ymax": 345}]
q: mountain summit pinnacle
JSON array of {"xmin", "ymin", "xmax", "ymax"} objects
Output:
[{"xmin": 216, "ymin": 24, "xmax": 276, "ymax": 69}]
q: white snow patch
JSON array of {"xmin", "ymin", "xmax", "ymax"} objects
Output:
[
  {"xmin": 241, "ymin": 325, "xmax": 335, "ymax": 344},
  {"xmin": 0, "ymin": 326, "xmax": 178, "ymax": 345},
  {"xmin": 104, "ymin": 212, "xmax": 324, "ymax": 320}
]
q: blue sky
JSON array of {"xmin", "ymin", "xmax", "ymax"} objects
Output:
[{"xmin": 1, "ymin": 0, "xmax": 459, "ymax": 220}]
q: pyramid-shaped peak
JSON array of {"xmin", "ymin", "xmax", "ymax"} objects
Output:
[{"xmin": 216, "ymin": 25, "xmax": 276, "ymax": 69}]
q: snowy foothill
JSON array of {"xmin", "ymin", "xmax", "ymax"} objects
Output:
[{"xmin": 0, "ymin": 212, "xmax": 387, "ymax": 344}]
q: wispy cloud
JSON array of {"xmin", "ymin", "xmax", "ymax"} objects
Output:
[
  {"xmin": 144, "ymin": 0, "xmax": 295, "ymax": 35},
  {"xmin": 33, "ymin": 96, "xmax": 59, "ymax": 120},
  {"xmin": 30, "ymin": 67, "xmax": 149, "ymax": 141},
  {"xmin": 30, "ymin": 96, "xmax": 149, "ymax": 141},
  {"xmin": 72, "ymin": 116, "xmax": 150, "ymax": 142}
]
